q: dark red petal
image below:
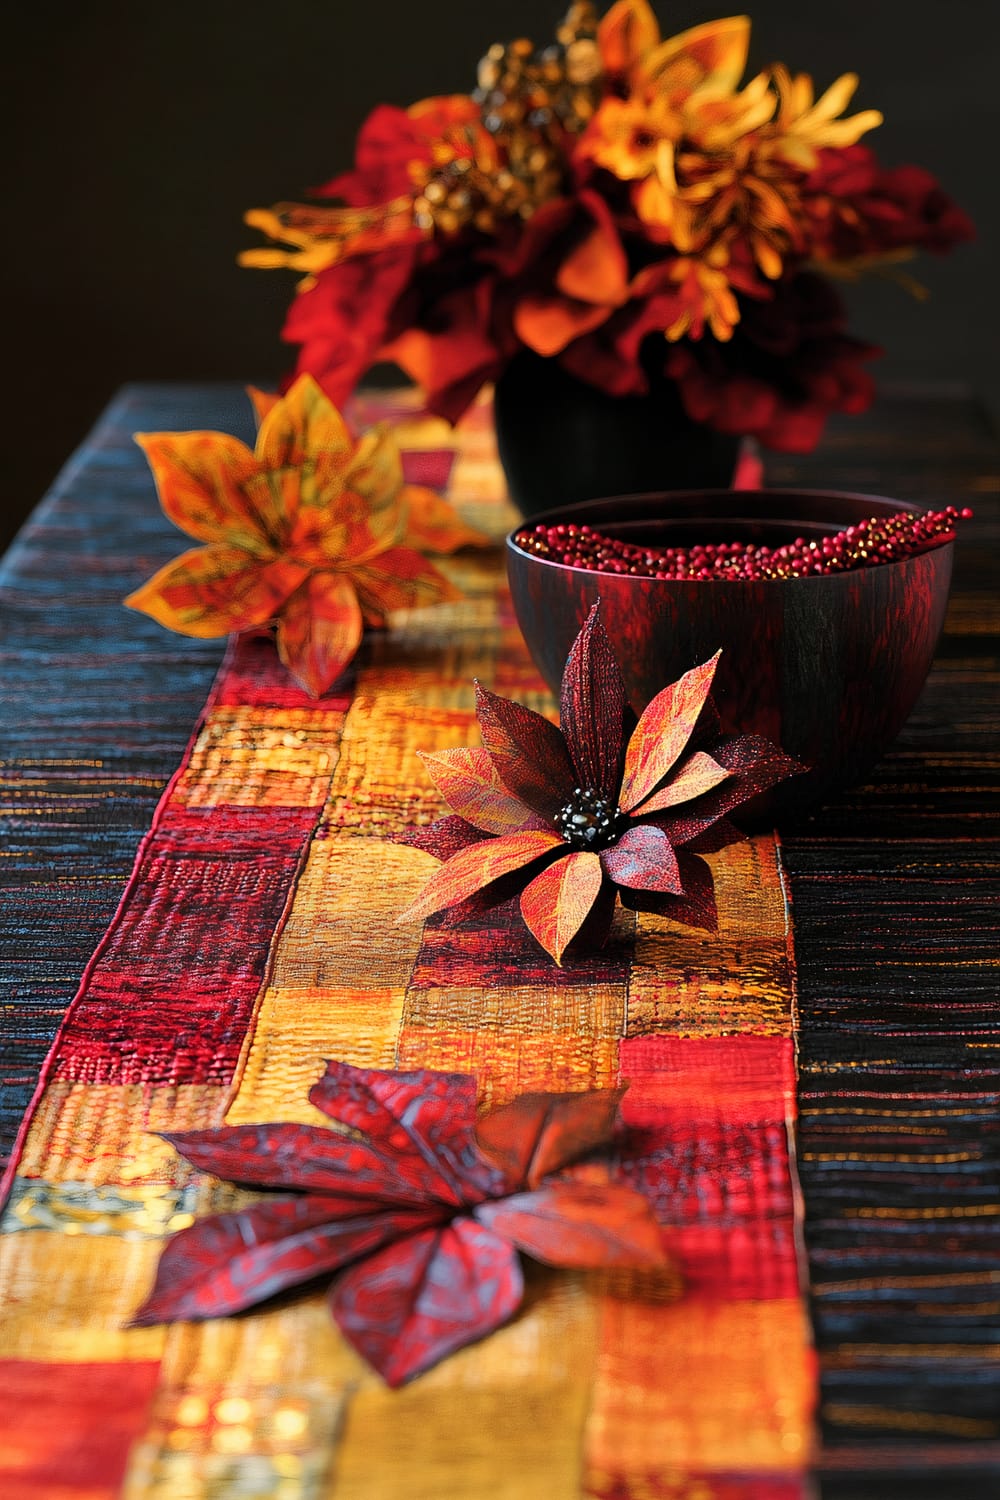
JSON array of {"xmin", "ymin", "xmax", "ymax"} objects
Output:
[
  {"xmin": 129, "ymin": 1197, "xmax": 443, "ymax": 1325},
  {"xmin": 650, "ymin": 734, "xmax": 804, "ymax": 844},
  {"xmin": 600, "ymin": 823, "xmax": 683, "ymax": 893},
  {"xmin": 392, "ymin": 814, "xmax": 485, "ymax": 861},
  {"xmin": 572, "ymin": 877, "xmax": 621, "ymax": 953},
  {"xmin": 618, "ymin": 851, "xmax": 718, "ymax": 932},
  {"xmin": 682, "ymin": 816, "xmax": 746, "ymax": 855},
  {"xmin": 475, "ymin": 1087, "xmax": 626, "ymax": 1191},
  {"xmin": 689, "ymin": 692, "xmax": 723, "ymax": 750},
  {"xmin": 331, "ymin": 1219, "xmax": 523, "ymax": 1386},
  {"xmin": 162, "ymin": 1123, "xmax": 447, "ymax": 1205},
  {"xmin": 475, "ymin": 1182, "xmax": 667, "ymax": 1269},
  {"xmin": 308, "ymin": 1061, "xmax": 503, "ymax": 1204},
  {"xmin": 559, "ymin": 604, "xmax": 632, "ymax": 801},
  {"xmin": 474, "ymin": 682, "xmax": 576, "ymax": 818}
]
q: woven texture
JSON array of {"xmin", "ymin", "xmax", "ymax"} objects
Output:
[
  {"xmin": 773, "ymin": 392, "xmax": 1000, "ymax": 1496},
  {"xmin": 1, "ymin": 382, "xmax": 997, "ymax": 1498},
  {"xmin": 1, "ymin": 390, "xmax": 813, "ymax": 1500}
]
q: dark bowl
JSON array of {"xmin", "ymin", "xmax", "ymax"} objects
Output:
[{"xmin": 506, "ymin": 489, "xmax": 955, "ymax": 823}]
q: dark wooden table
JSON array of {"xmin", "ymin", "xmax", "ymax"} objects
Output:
[{"xmin": 1, "ymin": 382, "xmax": 997, "ymax": 1497}]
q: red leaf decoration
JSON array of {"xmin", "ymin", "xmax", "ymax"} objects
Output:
[
  {"xmin": 161, "ymin": 1121, "xmax": 456, "ymax": 1204},
  {"xmin": 474, "ymin": 683, "xmax": 577, "ymax": 819},
  {"xmin": 475, "ymin": 1087, "xmax": 626, "ymax": 1189},
  {"xmin": 130, "ymin": 1062, "xmax": 667, "ymax": 1383},
  {"xmin": 331, "ymin": 1221, "xmax": 523, "ymax": 1386},
  {"xmin": 475, "ymin": 1183, "xmax": 666, "ymax": 1269},
  {"xmin": 130, "ymin": 1197, "xmax": 442, "ymax": 1325},
  {"xmin": 307, "ymin": 1059, "xmax": 501, "ymax": 1205}
]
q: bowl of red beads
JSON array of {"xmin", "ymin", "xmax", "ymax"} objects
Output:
[{"xmin": 507, "ymin": 490, "xmax": 969, "ymax": 821}]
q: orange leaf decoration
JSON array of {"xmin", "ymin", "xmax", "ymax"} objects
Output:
[
  {"xmin": 398, "ymin": 605, "xmax": 804, "ymax": 964},
  {"xmin": 125, "ymin": 376, "xmax": 486, "ymax": 697}
]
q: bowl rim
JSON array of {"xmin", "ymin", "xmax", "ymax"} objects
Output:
[{"xmin": 505, "ymin": 486, "xmax": 953, "ymax": 585}]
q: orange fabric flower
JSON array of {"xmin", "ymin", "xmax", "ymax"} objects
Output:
[{"xmin": 125, "ymin": 377, "xmax": 483, "ymax": 697}]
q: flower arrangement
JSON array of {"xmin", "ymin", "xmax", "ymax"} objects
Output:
[{"xmin": 241, "ymin": 1, "xmax": 972, "ymax": 452}]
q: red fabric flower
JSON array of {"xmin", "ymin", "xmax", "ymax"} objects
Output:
[
  {"xmin": 802, "ymin": 145, "xmax": 975, "ymax": 261},
  {"xmin": 130, "ymin": 1061, "xmax": 667, "ymax": 1386},
  {"xmin": 665, "ymin": 272, "xmax": 879, "ymax": 452},
  {"xmin": 399, "ymin": 605, "xmax": 802, "ymax": 963}
]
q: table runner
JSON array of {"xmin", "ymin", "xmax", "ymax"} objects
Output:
[
  {"xmin": 1, "ymin": 382, "xmax": 997, "ymax": 1498},
  {"xmin": 1, "ymin": 392, "xmax": 814, "ymax": 1498}
]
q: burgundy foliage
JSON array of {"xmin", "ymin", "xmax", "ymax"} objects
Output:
[{"xmin": 130, "ymin": 1060, "xmax": 665, "ymax": 1385}]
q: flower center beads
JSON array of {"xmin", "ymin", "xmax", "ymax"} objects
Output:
[
  {"xmin": 555, "ymin": 787, "xmax": 623, "ymax": 849},
  {"xmin": 513, "ymin": 506, "xmax": 973, "ymax": 581}
]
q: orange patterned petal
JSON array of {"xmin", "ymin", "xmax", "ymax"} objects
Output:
[
  {"xmin": 254, "ymin": 374, "xmax": 354, "ymax": 512},
  {"xmin": 417, "ymin": 748, "xmax": 548, "ymax": 837},
  {"xmin": 399, "ymin": 831, "xmax": 565, "ymax": 925},
  {"xmin": 555, "ymin": 222, "xmax": 630, "ymax": 306},
  {"xmin": 133, "ymin": 432, "xmax": 269, "ymax": 548},
  {"xmin": 335, "ymin": 426, "xmax": 408, "ymax": 561},
  {"xmin": 349, "ymin": 547, "xmax": 460, "ymax": 624},
  {"xmin": 275, "ymin": 571, "xmax": 364, "ymax": 698},
  {"xmin": 630, "ymin": 749, "xmax": 730, "ymax": 814},
  {"xmin": 619, "ymin": 652, "xmax": 722, "ymax": 812},
  {"xmin": 246, "ymin": 386, "xmax": 280, "ymax": 426},
  {"xmin": 124, "ymin": 545, "xmax": 306, "ymax": 638},
  {"xmin": 514, "ymin": 295, "xmax": 616, "ymax": 358},
  {"xmin": 519, "ymin": 850, "xmax": 605, "ymax": 964},
  {"xmin": 400, "ymin": 486, "xmax": 490, "ymax": 554},
  {"xmin": 598, "ymin": 0, "xmax": 662, "ymax": 79},
  {"xmin": 646, "ymin": 16, "xmax": 751, "ymax": 95},
  {"xmin": 287, "ymin": 427, "xmax": 408, "ymax": 571}
]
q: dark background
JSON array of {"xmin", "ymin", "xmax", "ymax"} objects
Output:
[{"xmin": 4, "ymin": 0, "xmax": 997, "ymax": 551}]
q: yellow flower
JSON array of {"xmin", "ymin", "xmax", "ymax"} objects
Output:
[
  {"xmin": 767, "ymin": 65, "xmax": 883, "ymax": 170},
  {"xmin": 581, "ymin": 5, "xmax": 883, "ymax": 290},
  {"xmin": 661, "ymin": 253, "xmax": 742, "ymax": 343},
  {"xmin": 598, "ymin": 1, "xmax": 751, "ymax": 97},
  {"xmin": 579, "ymin": 6, "xmax": 753, "ymax": 199}
]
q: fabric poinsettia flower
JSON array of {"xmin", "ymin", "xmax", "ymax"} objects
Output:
[
  {"xmin": 130, "ymin": 1060, "xmax": 666, "ymax": 1386},
  {"xmin": 125, "ymin": 375, "xmax": 485, "ymax": 697},
  {"xmin": 399, "ymin": 605, "xmax": 803, "ymax": 963}
]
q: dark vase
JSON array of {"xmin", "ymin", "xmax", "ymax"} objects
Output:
[{"xmin": 493, "ymin": 349, "xmax": 741, "ymax": 517}]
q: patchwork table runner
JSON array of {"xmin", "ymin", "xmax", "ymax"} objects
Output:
[{"xmin": 1, "ymin": 384, "xmax": 997, "ymax": 1499}]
